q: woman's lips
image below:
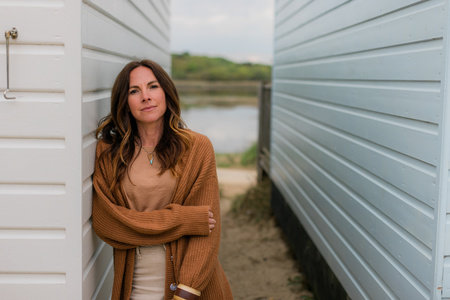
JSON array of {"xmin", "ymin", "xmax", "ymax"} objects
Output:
[{"xmin": 141, "ymin": 106, "xmax": 156, "ymax": 112}]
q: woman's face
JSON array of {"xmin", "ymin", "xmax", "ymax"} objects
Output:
[{"xmin": 127, "ymin": 66, "xmax": 167, "ymax": 127}]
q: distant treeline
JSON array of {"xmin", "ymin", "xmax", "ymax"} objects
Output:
[{"xmin": 171, "ymin": 52, "xmax": 271, "ymax": 81}]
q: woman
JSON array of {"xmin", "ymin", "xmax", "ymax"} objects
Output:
[{"xmin": 92, "ymin": 59, "xmax": 233, "ymax": 300}]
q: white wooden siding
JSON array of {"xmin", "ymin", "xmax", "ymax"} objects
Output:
[
  {"xmin": 81, "ymin": 1, "xmax": 171, "ymax": 299},
  {"xmin": 272, "ymin": 0, "xmax": 449, "ymax": 299},
  {"xmin": 0, "ymin": 0, "xmax": 171, "ymax": 299},
  {"xmin": 0, "ymin": 1, "xmax": 81, "ymax": 299}
]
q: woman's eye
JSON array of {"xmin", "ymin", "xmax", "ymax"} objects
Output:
[
  {"xmin": 129, "ymin": 89, "xmax": 138, "ymax": 95},
  {"xmin": 149, "ymin": 84, "xmax": 159, "ymax": 89}
]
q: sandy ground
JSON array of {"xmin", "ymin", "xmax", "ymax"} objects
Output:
[{"xmin": 217, "ymin": 168, "xmax": 314, "ymax": 300}]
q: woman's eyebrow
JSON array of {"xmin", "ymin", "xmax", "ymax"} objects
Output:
[{"xmin": 129, "ymin": 80, "xmax": 158, "ymax": 89}]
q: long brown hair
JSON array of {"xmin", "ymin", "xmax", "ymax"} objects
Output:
[{"xmin": 96, "ymin": 59, "xmax": 192, "ymax": 190}]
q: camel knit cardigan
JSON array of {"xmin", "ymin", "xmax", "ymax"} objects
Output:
[{"xmin": 92, "ymin": 132, "xmax": 233, "ymax": 300}]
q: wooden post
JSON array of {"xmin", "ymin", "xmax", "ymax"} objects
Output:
[{"xmin": 257, "ymin": 81, "xmax": 271, "ymax": 182}]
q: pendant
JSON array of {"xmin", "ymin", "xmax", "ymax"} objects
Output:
[{"xmin": 147, "ymin": 153, "xmax": 154, "ymax": 165}]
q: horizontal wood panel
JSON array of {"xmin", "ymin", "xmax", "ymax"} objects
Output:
[
  {"xmin": 81, "ymin": 50, "xmax": 170, "ymax": 92},
  {"xmin": 82, "ymin": 135, "xmax": 97, "ymax": 187},
  {"xmin": 271, "ymin": 170, "xmax": 368, "ymax": 299},
  {"xmin": 274, "ymin": 0, "xmax": 310, "ymax": 26},
  {"xmin": 275, "ymin": 92, "xmax": 439, "ymax": 165},
  {"xmin": 131, "ymin": 0, "xmax": 170, "ymax": 39},
  {"xmin": 276, "ymin": 1, "xmax": 445, "ymax": 63},
  {"xmin": 92, "ymin": 263, "xmax": 113, "ymax": 300},
  {"xmin": 275, "ymin": 0, "xmax": 348, "ymax": 39},
  {"xmin": 0, "ymin": 5, "xmax": 65, "ymax": 44},
  {"xmin": 446, "ymin": 214, "xmax": 450, "ymax": 256},
  {"xmin": 82, "ymin": 4, "xmax": 168, "ymax": 60},
  {"xmin": 82, "ymin": 221, "xmax": 103, "ymax": 271},
  {"xmin": 272, "ymin": 106, "xmax": 437, "ymax": 208},
  {"xmin": 275, "ymin": 0, "xmax": 292, "ymax": 13},
  {"xmin": 87, "ymin": 0, "xmax": 169, "ymax": 45},
  {"xmin": 271, "ymin": 162, "xmax": 416, "ymax": 299},
  {"xmin": 443, "ymin": 257, "xmax": 450, "ymax": 297},
  {"xmin": 273, "ymin": 127, "xmax": 433, "ymax": 287},
  {"xmin": 0, "ymin": 45, "xmax": 65, "ymax": 91},
  {"xmin": 81, "ymin": 49, "xmax": 169, "ymax": 92},
  {"xmin": 81, "ymin": 52, "xmax": 127, "ymax": 92},
  {"xmin": 271, "ymin": 152, "xmax": 430, "ymax": 299},
  {"xmin": 273, "ymin": 118, "xmax": 434, "ymax": 248},
  {"xmin": 0, "ymin": 284, "xmax": 65, "ymax": 300},
  {"xmin": 81, "ymin": 49, "xmax": 170, "ymax": 92},
  {"xmin": 447, "ymin": 174, "xmax": 450, "ymax": 212},
  {"xmin": 0, "ymin": 196, "xmax": 66, "ymax": 228},
  {"xmin": 82, "ymin": 178, "xmax": 93, "ymax": 226},
  {"xmin": 0, "ymin": 239, "xmax": 66, "ymax": 272},
  {"xmin": 275, "ymin": 0, "xmax": 422, "ymax": 43},
  {"xmin": 0, "ymin": 148, "xmax": 67, "ymax": 182},
  {"xmin": 159, "ymin": 0, "xmax": 170, "ymax": 17},
  {"xmin": 274, "ymin": 43, "xmax": 443, "ymax": 81},
  {"xmin": 82, "ymin": 92, "xmax": 110, "ymax": 136},
  {"xmin": 0, "ymin": 101, "xmax": 66, "ymax": 136},
  {"xmin": 274, "ymin": 80, "xmax": 440, "ymax": 123},
  {"xmin": 0, "ymin": 92, "xmax": 63, "ymax": 103},
  {"xmin": 149, "ymin": 0, "xmax": 171, "ymax": 30},
  {"xmin": 82, "ymin": 241, "xmax": 113, "ymax": 300}
]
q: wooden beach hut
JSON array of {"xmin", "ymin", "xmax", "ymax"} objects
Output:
[
  {"xmin": 269, "ymin": 0, "xmax": 450, "ymax": 299},
  {"xmin": 0, "ymin": 1, "xmax": 171, "ymax": 299}
]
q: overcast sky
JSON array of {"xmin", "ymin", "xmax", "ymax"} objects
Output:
[{"xmin": 170, "ymin": 0, "xmax": 274, "ymax": 64}]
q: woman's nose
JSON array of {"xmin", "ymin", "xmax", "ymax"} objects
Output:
[{"xmin": 141, "ymin": 90, "xmax": 151, "ymax": 102}]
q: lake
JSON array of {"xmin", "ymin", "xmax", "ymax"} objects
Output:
[{"xmin": 182, "ymin": 105, "xmax": 258, "ymax": 153}]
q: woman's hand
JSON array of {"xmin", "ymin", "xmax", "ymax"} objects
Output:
[{"xmin": 208, "ymin": 209, "xmax": 216, "ymax": 233}]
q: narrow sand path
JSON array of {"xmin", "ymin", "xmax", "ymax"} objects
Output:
[{"xmin": 217, "ymin": 168, "xmax": 314, "ymax": 300}]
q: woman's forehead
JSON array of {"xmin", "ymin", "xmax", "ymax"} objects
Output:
[{"xmin": 129, "ymin": 66, "xmax": 157, "ymax": 83}]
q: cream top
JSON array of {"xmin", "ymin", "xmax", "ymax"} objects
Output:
[{"xmin": 122, "ymin": 147, "xmax": 177, "ymax": 212}]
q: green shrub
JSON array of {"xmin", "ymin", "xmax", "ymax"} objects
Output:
[
  {"xmin": 240, "ymin": 142, "xmax": 257, "ymax": 166},
  {"xmin": 172, "ymin": 52, "xmax": 271, "ymax": 81}
]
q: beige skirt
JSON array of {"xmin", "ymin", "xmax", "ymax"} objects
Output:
[{"xmin": 130, "ymin": 245, "xmax": 166, "ymax": 300}]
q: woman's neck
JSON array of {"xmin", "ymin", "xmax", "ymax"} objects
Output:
[{"xmin": 137, "ymin": 121, "xmax": 164, "ymax": 148}]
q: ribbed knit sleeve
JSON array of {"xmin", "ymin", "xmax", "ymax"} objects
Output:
[
  {"xmin": 92, "ymin": 141, "xmax": 210, "ymax": 250},
  {"xmin": 175, "ymin": 135, "xmax": 223, "ymax": 291}
]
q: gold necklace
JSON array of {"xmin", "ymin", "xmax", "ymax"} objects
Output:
[{"xmin": 141, "ymin": 146, "xmax": 156, "ymax": 165}]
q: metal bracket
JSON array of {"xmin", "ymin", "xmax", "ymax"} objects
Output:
[{"xmin": 3, "ymin": 27, "xmax": 18, "ymax": 100}]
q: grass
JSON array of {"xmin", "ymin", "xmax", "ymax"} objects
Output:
[
  {"xmin": 288, "ymin": 275, "xmax": 315, "ymax": 299},
  {"xmin": 240, "ymin": 142, "xmax": 257, "ymax": 166},
  {"xmin": 215, "ymin": 142, "xmax": 258, "ymax": 169},
  {"xmin": 217, "ymin": 142, "xmax": 269, "ymax": 222},
  {"xmin": 230, "ymin": 178, "xmax": 272, "ymax": 223},
  {"xmin": 215, "ymin": 153, "xmax": 242, "ymax": 168}
]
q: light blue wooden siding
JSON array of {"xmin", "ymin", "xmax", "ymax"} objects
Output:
[
  {"xmin": 272, "ymin": 1, "xmax": 448, "ymax": 299},
  {"xmin": 81, "ymin": 1, "xmax": 171, "ymax": 299}
]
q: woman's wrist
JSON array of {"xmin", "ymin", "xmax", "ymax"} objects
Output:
[{"xmin": 173, "ymin": 283, "xmax": 201, "ymax": 300}]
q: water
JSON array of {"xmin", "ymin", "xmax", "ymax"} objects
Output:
[{"xmin": 182, "ymin": 105, "xmax": 258, "ymax": 153}]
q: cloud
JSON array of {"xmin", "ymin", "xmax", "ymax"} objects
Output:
[{"xmin": 171, "ymin": 0, "xmax": 274, "ymax": 64}]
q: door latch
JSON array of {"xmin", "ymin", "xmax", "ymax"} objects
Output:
[{"xmin": 3, "ymin": 27, "xmax": 18, "ymax": 100}]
